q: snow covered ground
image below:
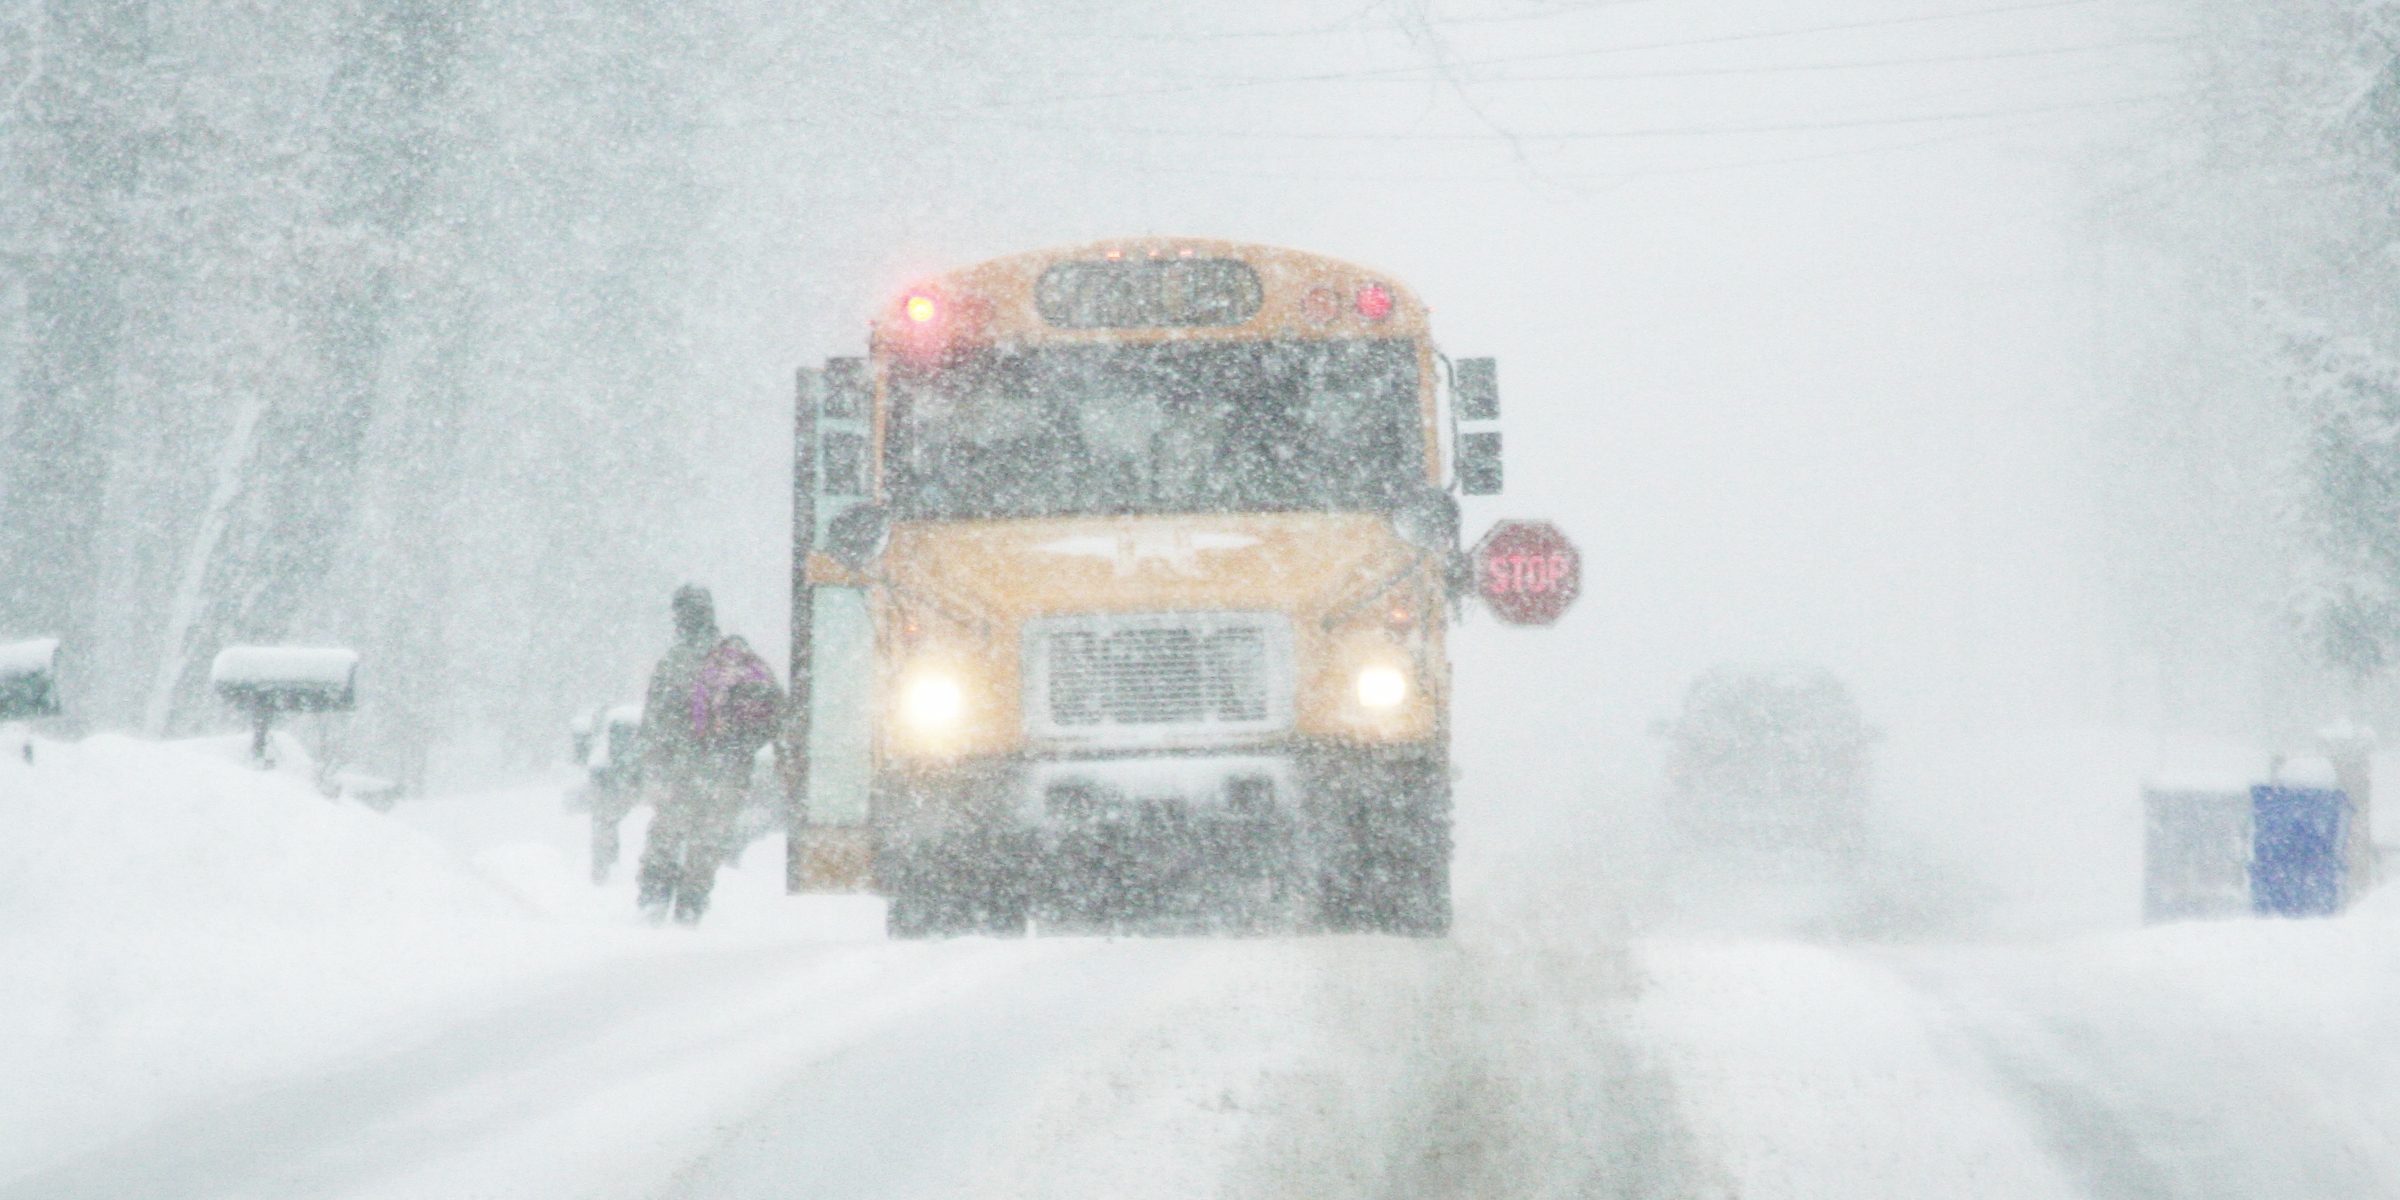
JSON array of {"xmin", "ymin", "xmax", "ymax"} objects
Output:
[
  {"xmin": 1634, "ymin": 891, "xmax": 2400, "ymax": 1199},
  {"xmin": 6, "ymin": 733, "xmax": 2400, "ymax": 1199}
]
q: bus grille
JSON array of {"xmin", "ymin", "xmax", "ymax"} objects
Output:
[{"xmin": 1026, "ymin": 612, "xmax": 1292, "ymax": 742}]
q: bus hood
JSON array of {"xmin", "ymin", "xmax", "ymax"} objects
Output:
[
  {"xmin": 878, "ymin": 512, "xmax": 1424, "ymax": 628},
  {"xmin": 840, "ymin": 511, "xmax": 1445, "ymax": 755}
]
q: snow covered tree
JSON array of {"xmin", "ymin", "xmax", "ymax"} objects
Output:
[
  {"xmin": 2281, "ymin": 323, "xmax": 2400, "ymax": 677},
  {"xmin": 2249, "ymin": 4, "xmax": 2400, "ymax": 679},
  {"xmin": 2102, "ymin": 1, "xmax": 2400, "ymax": 715},
  {"xmin": 0, "ymin": 0, "xmax": 1217, "ymax": 784},
  {"xmin": 0, "ymin": 0, "xmax": 147, "ymax": 710},
  {"xmin": 140, "ymin": 0, "xmax": 476, "ymax": 738}
]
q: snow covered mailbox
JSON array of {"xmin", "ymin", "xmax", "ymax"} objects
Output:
[
  {"xmin": 2145, "ymin": 755, "xmax": 2355, "ymax": 922},
  {"xmin": 2249, "ymin": 757, "xmax": 2352, "ymax": 919},
  {"xmin": 0, "ymin": 637, "xmax": 62, "ymax": 722},
  {"xmin": 2142, "ymin": 770, "xmax": 2254, "ymax": 924},
  {"xmin": 210, "ymin": 646, "xmax": 358, "ymax": 766}
]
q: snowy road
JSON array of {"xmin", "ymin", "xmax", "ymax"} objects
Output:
[
  {"xmin": 24, "ymin": 922, "xmax": 2400, "ymax": 1200},
  {"xmin": 1897, "ymin": 944, "xmax": 2400, "ymax": 1200},
  {"xmin": 1633, "ymin": 910, "xmax": 2400, "ymax": 1200},
  {"xmin": 11, "ymin": 739, "xmax": 2400, "ymax": 1200},
  {"xmin": 13, "ymin": 940, "xmax": 1117, "ymax": 1200},
  {"xmin": 6, "ymin": 931, "xmax": 1687, "ymax": 1200}
]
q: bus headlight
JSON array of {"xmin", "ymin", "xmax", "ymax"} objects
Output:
[
  {"xmin": 1356, "ymin": 664, "xmax": 1408, "ymax": 709},
  {"xmin": 904, "ymin": 674, "xmax": 964, "ymax": 727}
]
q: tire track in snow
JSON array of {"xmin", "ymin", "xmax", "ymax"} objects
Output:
[
  {"xmin": 655, "ymin": 933, "xmax": 1705, "ymax": 1200},
  {"xmin": 649, "ymin": 940, "xmax": 1205, "ymax": 1200},
  {"xmin": 1357, "ymin": 934, "xmax": 1712, "ymax": 1200},
  {"xmin": 9, "ymin": 925, "xmax": 1703, "ymax": 1200},
  {"xmin": 1902, "ymin": 950, "xmax": 2400, "ymax": 1200}
]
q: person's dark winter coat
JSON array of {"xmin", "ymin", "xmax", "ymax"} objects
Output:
[{"xmin": 636, "ymin": 585, "xmax": 784, "ymax": 924}]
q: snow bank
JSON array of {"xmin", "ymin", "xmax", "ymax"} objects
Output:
[
  {"xmin": 1634, "ymin": 890, "xmax": 2400, "ymax": 1198},
  {"xmin": 0, "ymin": 727, "xmax": 893, "ymax": 1193},
  {"xmin": 0, "ymin": 734, "xmax": 634, "ymax": 1180}
]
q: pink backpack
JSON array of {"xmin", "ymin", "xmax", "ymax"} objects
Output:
[{"xmin": 691, "ymin": 636, "xmax": 781, "ymax": 752}]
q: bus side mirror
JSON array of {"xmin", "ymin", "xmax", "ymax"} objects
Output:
[
  {"xmin": 0, "ymin": 637, "xmax": 61, "ymax": 721},
  {"xmin": 820, "ymin": 431, "xmax": 866, "ymax": 496},
  {"xmin": 1458, "ymin": 432, "xmax": 1503, "ymax": 496},
  {"xmin": 1391, "ymin": 488, "xmax": 1459, "ymax": 554},
  {"xmin": 817, "ymin": 358, "xmax": 870, "ymax": 499},
  {"xmin": 822, "ymin": 357, "xmax": 870, "ymax": 420},
  {"xmin": 826, "ymin": 503, "xmax": 892, "ymax": 573},
  {"xmin": 1455, "ymin": 358, "xmax": 1498, "ymax": 421}
]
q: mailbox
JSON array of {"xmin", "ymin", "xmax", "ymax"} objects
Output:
[
  {"xmin": 211, "ymin": 646, "xmax": 358, "ymax": 765},
  {"xmin": 0, "ymin": 637, "xmax": 60, "ymax": 722}
]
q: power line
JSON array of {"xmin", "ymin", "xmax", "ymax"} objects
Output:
[
  {"xmin": 735, "ymin": 0, "xmax": 2163, "ymax": 116},
  {"xmin": 1105, "ymin": 107, "xmax": 2101, "ymax": 192},
  {"xmin": 983, "ymin": 0, "xmax": 2144, "ymax": 110},
  {"xmin": 1418, "ymin": 37, "xmax": 2186, "ymax": 85},
  {"xmin": 1092, "ymin": 0, "xmax": 2076, "ymax": 42},
  {"xmin": 963, "ymin": 37, "xmax": 2184, "ymax": 111},
  {"xmin": 942, "ymin": 90, "xmax": 2188, "ymax": 143}
]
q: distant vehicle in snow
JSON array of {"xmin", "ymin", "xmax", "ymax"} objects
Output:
[{"xmin": 1659, "ymin": 665, "xmax": 1875, "ymax": 850}]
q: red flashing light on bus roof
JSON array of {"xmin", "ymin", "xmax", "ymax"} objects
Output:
[
  {"xmin": 1302, "ymin": 287, "xmax": 1339, "ymax": 324},
  {"xmin": 905, "ymin": 295, "xmax": 937, "ymax": 324},
  {"xmin": 1356, "ymin": 284, "xmax": 1394, "ymax": 321}
]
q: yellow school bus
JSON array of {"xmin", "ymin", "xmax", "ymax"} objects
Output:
[{"xmin": 790, "ymin": 238, "xmax": 1502, "ymax": 937}]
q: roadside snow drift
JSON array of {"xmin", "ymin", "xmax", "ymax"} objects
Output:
[
  {"xmin": 1633, "ymin": 887, "xmax": 2400, "ymax": 1200},
  {"xmin": 0, "ymin": 734, "xmax": 617, "ymax": 1180},
  {"xmin": 12, "ymin": 731, "xmax": 2400, "ymax": 1200}
]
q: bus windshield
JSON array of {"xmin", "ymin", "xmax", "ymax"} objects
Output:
[{"xmin": 885, "ymin": 339, "xmax": 1421, "ymax": 521}]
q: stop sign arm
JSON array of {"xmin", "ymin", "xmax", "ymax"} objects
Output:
[
  {"xmin": 1468, "ymin": 519, "xmax": 1582, "ymax": 626},
  {"xmin": 1321, "ymin": 548, "xmax": 1457, "ymax": 633}
]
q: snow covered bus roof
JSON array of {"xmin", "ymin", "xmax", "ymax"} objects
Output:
[{"xmin": 871, "ymin": 238, "xmax": 1431, "ymax": 348}]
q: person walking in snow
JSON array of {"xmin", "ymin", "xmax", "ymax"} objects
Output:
[{"xmin": 636, "ymin": 585, "xmax": 784, "ymax": 924}]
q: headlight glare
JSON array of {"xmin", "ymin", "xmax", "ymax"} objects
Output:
[
  {"xmin": 1356, "ymin": 664, "xmax": 1408, "ymax": 709},
  {"xmin": 904, "ymin": 675, "xmax": 963, "ymax": 726}
]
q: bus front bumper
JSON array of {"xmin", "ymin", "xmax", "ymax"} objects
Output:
[{"xmin": 872, "ymin": 745, "xmax": 1445, "ymax": 930}]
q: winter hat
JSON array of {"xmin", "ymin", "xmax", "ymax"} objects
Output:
[{"xmin": 672, "ymin": 585, "xmax": 717, "ymax": 641}]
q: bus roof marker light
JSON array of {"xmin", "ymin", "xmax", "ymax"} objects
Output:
[
  {"xmin": 1356, "ymin": 283, "xmax": 1394, "ymax": 321},
  {"xmin": 1302, "ymin": 287, "xmax": 1339, "ymax": 324},
  {"xmin": 905, "ymin": 295, "xmax": 936, "ymax": 324}
]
